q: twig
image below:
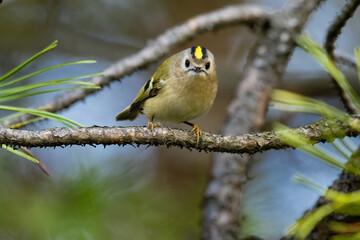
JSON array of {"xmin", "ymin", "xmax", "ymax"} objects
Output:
[
  {"xmin": 324, "ymin": 0, "xmax": 360, "ymax": 114},
  {"xmin": 325, "ymin": 0, "xmax": 360, "ymax": 59},
  {"xmin": 2, "ymin": 4, "xmax": 270, "ymax": 128},
  {"xmin": 0, "ymin": 117, "xmax": 359, "ymax": 152},
  {"xmin": 201, "ymin": 0, "xmax": 326, "ymax": 239},
  {"xmin": 20, "ymin": 147, "xmax": 50, "ymax": 176}
]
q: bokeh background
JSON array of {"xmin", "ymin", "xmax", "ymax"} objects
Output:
[{"xmin": 0, "ymin": 0, "xmax": 359, "ymax": 239}]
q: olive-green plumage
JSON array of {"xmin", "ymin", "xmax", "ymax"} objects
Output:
[
  {"xmin": 115, "ymin": 60, "xmax": 171, "ymax": 121},
  {"xmin": 116, "ymin": 46, "xmax": 217, "ymax": 141}
]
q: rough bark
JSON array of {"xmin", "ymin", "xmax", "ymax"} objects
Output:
[{"xmin": 0, "ymin": 117, "xmax": 359, "ymax": 152}]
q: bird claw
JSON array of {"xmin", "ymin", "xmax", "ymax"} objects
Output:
[{"xmin": 191, "ymin": 124, "xmax": 202, "ymax": 145}]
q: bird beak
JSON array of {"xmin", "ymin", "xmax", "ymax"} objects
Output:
[
  {"xmin": 188, "ymin": 67, "xmax": 207, "ymax": 75},
  {"xmin": 193, "ymin": 67, "xmax": 202, "ymax": 73}
]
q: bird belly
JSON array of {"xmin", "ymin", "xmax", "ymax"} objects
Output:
[{"xmin": 142, "ymin": 77, "xmax": 217, "ymax": 123}]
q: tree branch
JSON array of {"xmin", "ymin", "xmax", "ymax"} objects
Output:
[
  {"xmin": 3, "ymin": 4, "xmax": 270, "ymax": 128},
  {"xmin": 324, "ymin": 0, "xmax": 360, "ymax": 114},
  {"xmin": 0, "ymin": 117, "xmax": 359, "ymax": 153},
  {"xmin": 201, "ymin": 0, "xmax": 325, "ymax": 239},
  {"xmin": 325, "ymin": 0, "xmax": 360, "ymax": 59}
]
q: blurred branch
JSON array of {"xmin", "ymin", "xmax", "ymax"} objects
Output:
[
  {"xmin": 3, "ymin": 4, "xmax": 270, "ymax": 128},
  {"xmin": 324, "ymin": 0, "xmax": 360, "ymax": 114},
  {"xmin": 201, "ymin": 0, "xmax": 325, "ymax": 239},
  {"xmin": 0, "ymin": 117, "xmax": 359, "ymax": 152},
  {"xmin": 325, "ymin": 0, "xmax": 360, "ymax": 59}
]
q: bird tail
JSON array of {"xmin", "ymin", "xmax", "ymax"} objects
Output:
[{"xmin": 115, "ymin": 105, "xmax": 141, "ymax": 121}]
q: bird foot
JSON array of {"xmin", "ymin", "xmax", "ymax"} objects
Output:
[
  {"xmin": 191, "ymin": 124, "xmax": 202, "ymax": 145},
  {"xmin": 147, "ymin": 121, "xmax": 163, "ymax": 134}
]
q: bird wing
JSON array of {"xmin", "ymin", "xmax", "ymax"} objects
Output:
[
  {"xmin": 129, "ymin": 75, "xmax": 166, "ymax": 111},
  {"xmin": 132, "ymin": 61, "xmax": 170, "ymax": 105},
  {"xmin": 116, "ymin": 63, "xmax": 169, "ymax": 121}
]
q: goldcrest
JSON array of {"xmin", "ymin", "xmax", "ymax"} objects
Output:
[{"xmin": 116, "ymin": 46, "xmax": 218, "ymax": 144}]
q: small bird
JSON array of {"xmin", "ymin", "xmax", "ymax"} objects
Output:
[{"xmin": 116, "ymin": 46, "xmax": 218, "ymax": 144}]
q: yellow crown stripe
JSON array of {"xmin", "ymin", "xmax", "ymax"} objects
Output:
[{"xmin": 194, "ymin": 46, "xmax": 203, "ymax": 59}]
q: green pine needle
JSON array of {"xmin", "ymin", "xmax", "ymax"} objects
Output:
[
  {"xmin": 288, "ymin": 204, "xmax": 334, "ymax": 240},
  {"xmin": 2, "ymin": 145, "xmax": 39, "ymax": 163},
  {"xmin": 0, "ymin": 40, "xmax": 58, "ymax": 83},
  {"xmin": 0, "ymin": 105, "xmax": 82, "ymax": 128},
  {"xmin": 0, "ymin": 86, "xmax": 100, "ymax": 102},
  {"xmin": 274, "ymin": 123, "xmax": 344, "ymax": 169},
  {"xmin": 0, "ymin": 60, "xmax": 98, "ymax": 88},
  {"xmin": 271, "ymin": 89, "xmax": 346, "ymax": 118},
  {"xmin": 297, "ymin": 34, "xmax": 360, "ymax": 111},
  {"xmin": 356, "ymin": 47, "xmax": 360, "ymax": 88},
  {"xmin": 293, "ymin": 175, "xmax": 327, "ymax": 195},
  {"xmin": 0, "ymin": 72, "xmax": 102, "ymax": 97}
]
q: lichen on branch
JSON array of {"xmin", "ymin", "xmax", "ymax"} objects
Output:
[{"xmin": 1, "ymin": 117, "xmax": 359, "ymax": 154}]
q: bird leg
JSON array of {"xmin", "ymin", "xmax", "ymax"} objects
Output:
[{"xmin": 184, "ymin": 121, "xmax": 202, "ymax": 145}]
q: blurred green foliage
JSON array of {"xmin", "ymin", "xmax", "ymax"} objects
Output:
[{"xmin": 0, "ymin": 164, "xmax": 205, "ymax": 240}]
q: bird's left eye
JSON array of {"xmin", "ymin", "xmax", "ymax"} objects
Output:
[
  {"xmin": 185, "ymin": 59, "xmax": 190, "ymax": 68},
  {"xmin": 205, "ymin": 62, "xmax": 210, "ymax": 70}
]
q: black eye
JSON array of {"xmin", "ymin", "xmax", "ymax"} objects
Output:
[
  {"xmin": 205, "ymin": 62, "xmax": 210, "ymax": 70},
  {"xmin": 185, "ymin": 59, "xmax": 190, "ymax": 68}
]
